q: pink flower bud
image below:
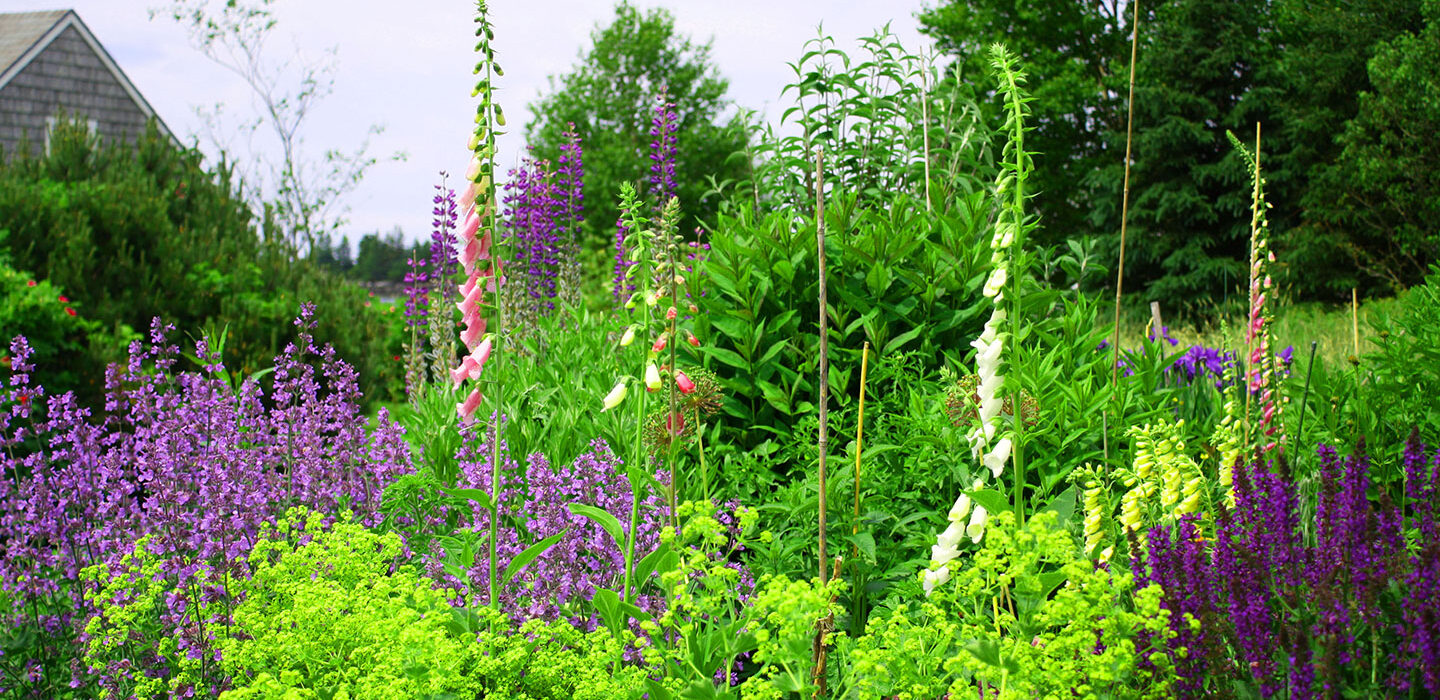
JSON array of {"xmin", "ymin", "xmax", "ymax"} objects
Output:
[
  {"xmin": 685, "ymin": 331, "xmax": 700, "ymax": 348},
  {"xmin": 666, "ymin": 307, "xmax": 677, "ymax": 320},
  {"xmin": 652, "ymin": 333, "xmax": 668, "ymax": 353}
]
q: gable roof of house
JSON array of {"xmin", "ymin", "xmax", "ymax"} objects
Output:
[{"xmin": 0, "ymin": 9, "xmax": 172, "ymax": 139}]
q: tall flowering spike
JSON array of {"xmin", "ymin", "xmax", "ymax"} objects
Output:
[
  {"xmin": 428, "ymin": 175, "xmax": 461, "ymax": 384},
  {"xmin": 454, "ymin": 0, "xmax": 503, "ymax": 422},
  {"xmin": 926, "ymin": 45, "xmax": 1033, "ymax": 591},
  {"xmin": 556, "ymin": 124, "xmax": 585, "ymax": 305},
  {"xmin": 648, "ymin": 87, "xmax": 679, "ymax": 212},
  {"xmin": 402, "ymin": 250, "xmax": 431, "ymax": 401},
  {"xmin": 1228, "ymin": 129, "xmax": 1283, "ymax": 451}
]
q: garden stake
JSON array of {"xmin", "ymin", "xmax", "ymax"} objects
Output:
[
  {"xmin": 815, "ymin": 147, "xmax": 830, "ymax": 586},
  {"xmin": 853, "ymin": 341, "xmax": 869, "ymax": 547},
  {"xmin": 1107, "ymin": 0, "xmax": 1141, "ymax": 466}
]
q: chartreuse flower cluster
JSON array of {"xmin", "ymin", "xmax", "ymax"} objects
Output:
[
  {"xmin": 208, "ymin": 508, "xmax": 646, "ymax": 700},
  {"xmin": 1117, "ymin": 421, "xmax": 1208, "ymax": 533},
  {"xmin": 851, "ymin": 511, "xmax": 1176, "ymax": 698}
]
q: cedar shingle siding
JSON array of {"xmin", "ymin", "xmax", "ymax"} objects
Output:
[{"xmin": 0, "ymin": 10, "xmax": 172, "ymax": 159}]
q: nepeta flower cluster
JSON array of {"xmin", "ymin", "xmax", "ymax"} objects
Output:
[
  {"xmin": 410, "ymin": 428, "xmax": 671, "ymax": 626},
  {"xmin": 1139, "ymin": 434, "xmax": 1440, "ymax": 697},
  {"xmin": 0, "ymin": 308, "xmax": 411, "ymax": 695}
]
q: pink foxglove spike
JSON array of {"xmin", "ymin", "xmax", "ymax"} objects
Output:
[
  {"xmin": 451, "ymin": 356, "xmax": 479, "ymax": 386},
  {"xmin": 460, "ymin": 237, "xmax": 481, "ymax": 270},
  {"xmin": 460, "ymin": 209, "xmax": 480, "ymax": 242},
  {"xmin": 459, "ymin": 181, "xmax": 478, "ymax": 212},
  {"xmin": 675, "ymin": 369, "xmax": 696, "ymax": 394},
  {"xmin": 461, "ymin": 320, "xmax": 484, "ymax": 348},
  {"xmin": 470, "ymin": 337, "xmax": 493, "ymax": 369}
]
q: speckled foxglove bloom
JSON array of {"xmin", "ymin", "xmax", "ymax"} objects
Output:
[{"xmin": 453, "ymin": 148, "xmax": 497, "ymax": 423}]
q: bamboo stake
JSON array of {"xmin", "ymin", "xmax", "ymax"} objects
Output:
[
  {"xmin": 853, "ymin": 341, "xmax": 870, "ymax": 545},
  {"xmin": 812, "ymin": 147, "xmax": 831, "ymax": 699},
  {"xmin": 1352, "ymin": 288, "xmax": 1360, "ymax": 360},
  {"xmin": 1107, "ymin": 0, "xmax": 1142, "ymax": 462},
  {"xmin": 815, "ymin": 148, "xmax": 829, "ymax": 587}
]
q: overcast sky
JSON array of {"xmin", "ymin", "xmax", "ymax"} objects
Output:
[{"xmin": 7, "ymin": 1, "xmax": 936, "ymax": 245}]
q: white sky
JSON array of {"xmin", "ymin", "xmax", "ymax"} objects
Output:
[{"xmin": 6, "ymin": 1, "xmax": 934, "ymax": 244}]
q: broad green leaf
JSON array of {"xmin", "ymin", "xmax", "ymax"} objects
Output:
[
  {"xmin": 501, "ymin": 529, "xmax": 567, "ymax": 584},
  {"xmin": 439, "ymin": 487, "xmax": 492, "ymax": 511},
  {"xmin": 566, "ymin": 503, "xmax": 625, "ymax": 547},
  {"xmin": 967, "ymin": 488, "xmax": 1012, "ymax": 516}
]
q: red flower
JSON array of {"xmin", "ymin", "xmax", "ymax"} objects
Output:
[
  {"xmin": 64, "ymin": 307, "xmax": 76, "ymax": 316},
  {"xmin": 57, "ymin": 295, "xmax": 69, "ymax": 303},
  {"xmin": 393, "ymin": 355, "xmax": 401, "ymax": 361},
  {"xmin": 26, "ymin": 280, "xmax": 36, "ymax": 287}
]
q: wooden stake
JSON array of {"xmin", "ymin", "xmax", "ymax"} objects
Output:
[
  {"xmin": 1107, "ymin": 0, "xmax": 1142, "ymax": 463},
  {"xmin": 853, "ymin": 342, "xmax": 870, "ymax": 545},
  {"xmin": 1352, "ymin": 288, "xmax": 1360, "ymax": 360},
  {"xmin": 920, "ymin": 52, "xmax": 933, "ymax": 213},
  {"xmin": 815, "ymin": 148, "xmax": 830, "ymax": 587}
]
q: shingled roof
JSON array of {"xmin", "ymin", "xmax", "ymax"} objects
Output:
[{"xmin": 0, "ymin": 9, "xmax": 173, "ymax": 157}]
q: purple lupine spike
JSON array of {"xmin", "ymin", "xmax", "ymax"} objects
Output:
[
  {"xmin": 431, "ymin": 178, "xmax": 460, "ymax": 294},
  {"xmin": 403, "ymin": 252, "xmax": 430, "ymax": 330},
  {"xmin": 648, "ymin": 87, "xmax": 679, "ymax": 212},
  {"xmin": 556, "ymin": 125, "xmax": 585, "ymax": 303}
]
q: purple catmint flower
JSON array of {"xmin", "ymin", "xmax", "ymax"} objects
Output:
[{"xmin": 0, "ymin": 311, "xmax": 412, "ymax": 694}]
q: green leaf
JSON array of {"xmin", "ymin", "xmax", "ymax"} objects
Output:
[
  {"xmin": 439, "ymin": 487, "xmax": 493, "ymax": 511},
  {"xmin": 967, "ymin": 488, "xmax": 1012, "ymax": 516},
  {"xmin": 843, "ymin": 531, "xmax": 877, "ymax": 565},
  {"xmin": 501, "ymin": 530, "xmax": 568, "ymax": 585},
  {"xmin": 566, "ymin": 503, "xmax": 625, "ymax": 547},
  {"xmin": 965, "ymin": 638, "xmax": 1021, "ymax": 675},
  {"xmin": 883, "ymin": 324, "xmax": 926, "ymax": 355},
  {"xmin": 634, "ymin": 544, "xmax": 679, "ymax": 585},
  {"xmin": 1036, "ymin": 486, "xmax": 1077, "ymax": 526}
]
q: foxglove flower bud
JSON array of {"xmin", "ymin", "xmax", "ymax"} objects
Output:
[
  {"xmin": 601, "ymin": 380, "xmax": 628, "ymax": 412},
  {"xmin": 675, "ymin": 370, "xmax": 696, "ymax": 394}
]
